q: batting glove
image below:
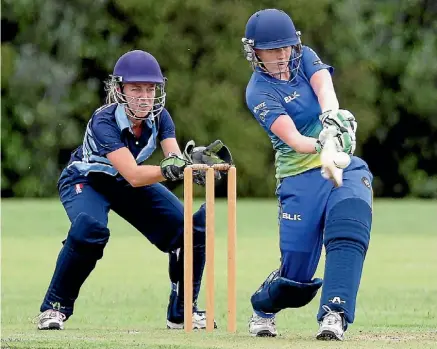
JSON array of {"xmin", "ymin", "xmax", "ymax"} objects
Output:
[{"xmin": 319, "ymin": 109, "xmax": 357, "ymax": 154}]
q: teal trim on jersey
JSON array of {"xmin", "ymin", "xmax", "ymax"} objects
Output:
[{"xmin": 274, "ymin": 122, "xmax": 322, "ymax": 178}]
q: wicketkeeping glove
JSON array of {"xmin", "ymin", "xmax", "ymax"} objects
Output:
[
  {"xmin": 183, "ymin": 140, "xmax": 233, "ymax": 186},
  {"xmin": 183, "ymin": 139, "xmax": 233, "ymax": 165},
  {"xmin": 160, "ymin": 153, "xmax": 191, "ymax": 181}
]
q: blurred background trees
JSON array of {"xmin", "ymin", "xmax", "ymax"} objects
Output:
[{"xmin": 2, "ymin": 0, "xmax": 436, "ymax": 198}]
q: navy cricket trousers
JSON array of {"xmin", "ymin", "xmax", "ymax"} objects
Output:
[{"xmin": 40, "ymin": 170, "xmax": 206, "ymax": 318}]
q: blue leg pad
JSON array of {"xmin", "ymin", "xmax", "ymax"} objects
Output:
[
  {"xmin": 251, "ymin": 270, "xmax": 323, "ymax": 314},
  {"xmin": 318, "ymin": 198, "xmax": 372, "ymax": 324}
]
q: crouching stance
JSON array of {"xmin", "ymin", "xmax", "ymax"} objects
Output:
[
  {"xmin": 242, "ymin": 9, "xmax": 373, "ymax": 340},
  {"xmin": 37, "ymin": 50, "xmax": 232, "ymax": 330}
]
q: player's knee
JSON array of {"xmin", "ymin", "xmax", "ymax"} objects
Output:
[
  {"xmin": 251, "ymin": 270, "xmax": 323, "ymax": 313},
  {"xmin": 280, "ymin": 250, "xmax": 319, "ymax": 283},
  {"xmin": 65, "ymin": 213, "xmax": 110, "ymax": 258},
  {"xmin": 165, "ymin": 205, "xmax": 206, "ymax": 252},
  {"xmin": 325, "ymin": 198, "xmax": 372, "ymax": 251}
]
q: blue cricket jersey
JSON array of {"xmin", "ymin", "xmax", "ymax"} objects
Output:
[
  {"xmin": 245, "ymin": 46, "xmax": 334, "ymax": 179},
  {"xmin": 61, "ymin": 103, "xmax": 175, "ymax": 186}
]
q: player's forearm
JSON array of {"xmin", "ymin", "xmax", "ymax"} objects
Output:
[
  {"xmin": 129, "ymin": 165, "xmax": 165, "ymax": 187},
  {"xmin": 279, "ymin": 129, "xmax": 318, "ymax": 154},
  {"xmin": 107, "ymin": 147, "xmax": 166, "ymax": 187},
  {"xmin": 317, "ymin": 90, "xmax": 339, "ymax": 113},
  {"xmin": 271, "ymin": 115, "xmax": 318, "ymax": 154},
  {"xmin": 310, "ymin": 69, "xmax": 339, "ymax": 112},
  {"xmin": 292, "ymin": 134, "xmax": 318, "ymax": 154}
]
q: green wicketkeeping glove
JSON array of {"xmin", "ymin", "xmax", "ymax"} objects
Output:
[
  {"xmin": 183, "ymin": 140, "xmax": 233, "ymax": 165},
  {"xmin": 183, "ymin": 140, "xmax": 233, "ymax": 186},
  {"xmin": 160, "ymin": 153, "xmax": 191, "ymax": 181}
]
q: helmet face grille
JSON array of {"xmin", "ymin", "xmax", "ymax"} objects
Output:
[{"xmin": 242, "ymin": 37, "xmax": 302, "ymax": 82}]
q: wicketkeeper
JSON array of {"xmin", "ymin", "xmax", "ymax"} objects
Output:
[{"xmin": 36, "ymin": 50, "xmax": 232, "ymax": 331}]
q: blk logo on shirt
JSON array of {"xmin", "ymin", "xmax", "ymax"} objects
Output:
[
  {"xmin": 282, "ymin": 213, "xmax": 302, "ymax": 221},
  {"xmin": 284, "ymin": 91, "xmax": 300, "ymax": 103}
]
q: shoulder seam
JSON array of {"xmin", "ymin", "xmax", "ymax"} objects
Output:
[{"xmin": 94, "ymin": 103, "xmax": 117, "ymax": 115}]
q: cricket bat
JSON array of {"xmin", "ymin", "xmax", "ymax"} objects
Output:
[{"xmin": 320, "ymin": 134, "xmax": 344, "ymax": 187}]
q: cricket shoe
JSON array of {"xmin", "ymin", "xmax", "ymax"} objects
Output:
[
  {"xmin": 316, "ymin": 305, "xmax": 346, "ymax": 341},
  {"xmin": 166, "ymin": 310, "xmax": 217, "ymax": 330},
  {"xmin": 166, "ymin": 283, "xmax": 217, "ymax": 330},
  {"xmin": 248, "ymin": 313, "xmax": 278, "ymax": 337},
  {"xmin": 37, "ymin": 309, "xmax": 66, "ymax": 330}
]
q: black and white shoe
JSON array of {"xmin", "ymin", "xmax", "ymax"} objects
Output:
[
  {"xmin": 37, "ymin": 309, "xmax": 66, "ymax": 330},
  {"xmin": 316, "ymin": 305, "xmax": 346, "ymax": 341},
  {"xmin": 167, "ymin": 311, "xmax": 217, "ymax": 330},
  {"xmin": 248, "ymin": 313, "xmax": 278, "ymax": 337}
]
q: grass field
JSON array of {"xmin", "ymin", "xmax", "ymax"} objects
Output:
[{"xmin": 1, "ymin": 199, "xmax": 437, "ymax": 349}]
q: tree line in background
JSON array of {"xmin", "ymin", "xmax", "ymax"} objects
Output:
[{"xmin": 2, "ymin": 0, "xmax": 436, "ymax": 198}]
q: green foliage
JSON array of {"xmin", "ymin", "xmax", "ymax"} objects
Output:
[{"xmin": 2, "ymin": 0, "xmax": 436, "ymax": 197}]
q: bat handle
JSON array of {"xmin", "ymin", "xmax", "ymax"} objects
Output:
[{"xmin": 321, "ymin": 135, "xmax": 344, "ymax": 187}]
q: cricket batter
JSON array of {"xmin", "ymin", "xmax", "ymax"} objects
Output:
[
  {"xmin": 242, "ymin": 9, "xmax": 373, "ymax": 340},
  {"xmin": 36, "ymin": 50, "xmax": 231, "ymax": 330}
]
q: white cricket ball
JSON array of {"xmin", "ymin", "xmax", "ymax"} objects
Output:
[{"xmin": 333, "ymin": 152, "xmax": 351, "ymax": 169}]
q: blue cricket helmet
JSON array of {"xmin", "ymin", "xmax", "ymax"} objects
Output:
[
  {"xmin": 242, "ymin": 9, "xmax": 302, "ymax": 81},
  {"xmin": 112, "ymin": 50, "xmax": 165, "ymax": 84},
  {"xmin": 244, "ymin": 9, "xmax": 300, "ymax": 49},
  {"xmin": 106, "ymin": 50, "xmax": 167, "ymax": 120}
]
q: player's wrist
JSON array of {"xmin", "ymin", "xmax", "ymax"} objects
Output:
[
  {"xmin": 315, "ymin": 140, "xmax": 322, "ymax": 154},
  {"xmin": 294, "ymin": 135, "xmax": 319, "ymax": 154}
]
